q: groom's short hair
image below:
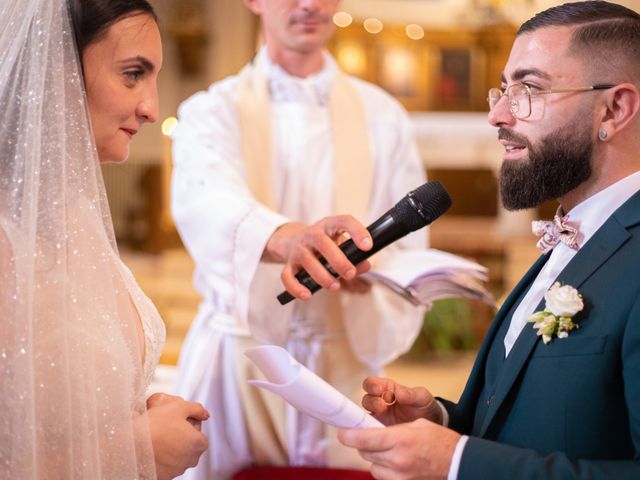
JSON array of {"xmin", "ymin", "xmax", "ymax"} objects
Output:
[{"xmin": 518, "ymin": 1, "xmax": 640, "ymax": 84}]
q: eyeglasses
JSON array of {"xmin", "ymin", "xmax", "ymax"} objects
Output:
[{"xmin": 487, "ymin": 83, "xmax": 617, "ymax": 119}]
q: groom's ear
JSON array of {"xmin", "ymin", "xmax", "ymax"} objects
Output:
[{"xmin": 598, "ymin": 83, "xmax": 640, "ymax": 140}]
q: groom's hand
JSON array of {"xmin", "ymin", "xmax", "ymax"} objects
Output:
[
  {"xmin": 338, "ymin": 418, "xmax": 459, "ymax": 480},
  {"xmin": 361, "ymin": 376, "xmax": 443, "ymax": 426}
]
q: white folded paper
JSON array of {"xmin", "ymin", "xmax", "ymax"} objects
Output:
[{"xmin": 245, "ymin": 345, "xmax": 383, "ymax": 429}]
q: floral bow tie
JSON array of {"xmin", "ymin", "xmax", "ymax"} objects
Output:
[{"xmin": 531, "ymin": 213, "xmax": 580, "ymax": 254}]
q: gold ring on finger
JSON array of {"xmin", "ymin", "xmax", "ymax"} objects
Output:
[{"xmin": 380, "ymin": 390, "xmax": 396, "ymax": 406}]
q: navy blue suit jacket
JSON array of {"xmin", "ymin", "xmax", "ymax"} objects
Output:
[{"xmin": 442, "ymin": 191, "xmax": 640, "ymax": 479}]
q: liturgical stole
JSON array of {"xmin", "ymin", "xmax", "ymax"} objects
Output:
[{"xmin": 235, "ymin": 59, "xmax": 373, "ymax": 221}]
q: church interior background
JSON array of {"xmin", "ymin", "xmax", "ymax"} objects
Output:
[{"xmin": 102, "ymin": 0, "xmax": 640, "ymax": 395}]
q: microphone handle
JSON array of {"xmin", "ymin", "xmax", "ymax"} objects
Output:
[{"xmin": 277, "ymin": 212, "xmax": 408, "ymax": 305}]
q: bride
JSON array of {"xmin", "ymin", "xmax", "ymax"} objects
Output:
[{"xmin": 0, "ymin": 0, "xmax": 208, "ymax": 478}]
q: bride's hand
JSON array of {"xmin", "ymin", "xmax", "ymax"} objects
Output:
[{"xmin": 146, "ymin": 393, "xmax": 210, "ymax": 479}]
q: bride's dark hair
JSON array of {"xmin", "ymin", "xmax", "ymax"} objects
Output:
[{"xmin": 69, "ymin": 0, "xmax": 157, "ymax": 54}]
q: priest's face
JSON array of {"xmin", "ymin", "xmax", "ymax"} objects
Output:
[
  {"xmin": 246, "ymin": 0, "xmax": 340, "ymax": 55},
  {"xmin": 489, "ymin": 26, "xmax": 601, "ymax": 210}
]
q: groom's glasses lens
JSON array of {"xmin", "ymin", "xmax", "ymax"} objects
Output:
[{"xmin": 487, "ymin": 84, "xmax": 531, "ymax": 119}]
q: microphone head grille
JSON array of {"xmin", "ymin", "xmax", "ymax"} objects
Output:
[{"xmin": 393, "ymin": 181, "xmax": 452, "ymax": 231}]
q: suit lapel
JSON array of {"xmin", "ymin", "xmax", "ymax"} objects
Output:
[
  {"xmin": 478, "ymin": 202, "xmax": 637, "ymax": 437},
  {"xmin": 454, "ymin": 253, "xmax": 549, "ymax": 429}
]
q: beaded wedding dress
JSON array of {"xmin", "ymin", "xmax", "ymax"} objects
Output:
[{"xmin": 0, "ymin": 0, "xmax": 165, "ymax": 477}]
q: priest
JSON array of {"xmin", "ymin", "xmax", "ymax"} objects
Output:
[{"xmin": 170, "ymin": 1, "xmax": 428, "ymax": 478}]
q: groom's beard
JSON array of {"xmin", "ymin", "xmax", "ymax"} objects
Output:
[{"xmin": 499, "ymin": 123, "xmax": 594, "ymax": 211}]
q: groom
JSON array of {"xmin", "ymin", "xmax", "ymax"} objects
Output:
[{"xmin": 338, "ymin": 1, "xmax": 640, "ymax": 479}]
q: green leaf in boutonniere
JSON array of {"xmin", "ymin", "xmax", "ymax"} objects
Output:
[{"xmin": 527, "ymin": 282, "xmax": 584, "ymax": 344}]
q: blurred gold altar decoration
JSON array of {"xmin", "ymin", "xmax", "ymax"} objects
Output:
[
  {"xmin": 328, "ymin": 3, "xmax": 517, "ymax": 111},
  {"xmin": 167, "ymin": 0, "xmax": 208, "ymax": 75},
  {"xmin": 330, "ymin": 22, "xmax": 516, "ymax": 111}
]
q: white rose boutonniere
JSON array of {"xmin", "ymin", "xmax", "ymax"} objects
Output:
[{"xmin": 527, "ymin": 282, "xmax": 584, "ymax": 344}]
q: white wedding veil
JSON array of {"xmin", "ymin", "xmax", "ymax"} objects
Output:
[{"xmin": 0, "ymin": 0, "xmax": 156, "ymax": 477}]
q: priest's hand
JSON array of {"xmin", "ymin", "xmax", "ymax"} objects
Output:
[
  {"xmin": 340, "ymin": 276, "xmax": 372, "ymax": 294},
  {"xmin": 338, "ymin": 419, "xmax": 460, "ymax": 480},
  {"xmin": 146, "ymin": 393, "xmax": 210, "ymax": 480},
  {"xmin": 361, "ymin": 376, "xmax": 443, "ymax": 426},
  {"xmin": 264, "ymin": 216, "xmax": 373, "ymax": 300}
]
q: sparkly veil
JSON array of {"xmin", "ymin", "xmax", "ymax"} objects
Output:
[{"xmin": 0, "ymin": 0, "xmax": 156, "ymax": 477}]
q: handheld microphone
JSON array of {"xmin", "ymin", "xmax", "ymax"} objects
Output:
[{"xmin": 276, "ymin": 180, "xmax": 452, "ymax": 305}]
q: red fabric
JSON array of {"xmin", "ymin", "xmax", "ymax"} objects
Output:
[{"xmin": 232, "ymin": 466, "xmax": 375, "ymax": 480}]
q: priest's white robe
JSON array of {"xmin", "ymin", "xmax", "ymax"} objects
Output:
[{"xmin": 171, "ymin": 50, "xmax": 428, "ymax": 479}]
